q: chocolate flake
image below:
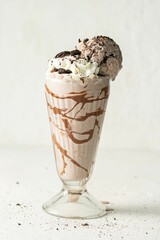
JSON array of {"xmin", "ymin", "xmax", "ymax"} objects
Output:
[
  {"xmin": 97, "ymin": 73, "xmax": 105, "ymax": 77},
  {"xmin": 58, "ymin": 68, "xmax": 72, "ymax": 74},
  {"xmin": 86, "ymin": 55, "xmax": 90, "ymax": 61},
  {"xmin": 16, "ymin": 203, "xmax": 21, "ymax": 207},
  {"xmin": 78, "ymin": 38, "xmax": 81, "ymax": 43},
  {"xmin": 55, "ymin": 51, "xmax": 70, "ymax": 58},
  {"xmin": 84, "ymin": 38, "xmax": 89, "ymax": 43},
  {"xmin": 109, "ymin": 53, "xmax": 114, "ymax": 58},
  {"xmin": 18, "ymin": 223, "xmax": 21, "ymax": 226},
  {"xmin": 70, "ymin": 50, "xmax": 81, "ymax": 56},
  {"xmin": 102, "ymin": 56, "xmax": 108, "ymax": 63}
]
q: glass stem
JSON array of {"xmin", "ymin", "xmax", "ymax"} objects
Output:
[
  {"xmin": 62, "ymin": 184, "xmax": 87, "ymax": 203},
  {"xmin": 63, "ymin": 184, "xmax": 87, "ymax": 193}
]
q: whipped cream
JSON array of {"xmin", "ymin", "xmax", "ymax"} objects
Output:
[{"xmin": 47, "ymin": 56, "xmax": 99, "ymax": 79}]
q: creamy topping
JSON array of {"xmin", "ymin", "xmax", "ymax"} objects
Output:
[
  {"xmin": 48, "ymin": 57, "xmax": 99, "ymax": 78},
  {"xmin": 47, "ymin": 35, "xmax": 122, "ymax": 80}
]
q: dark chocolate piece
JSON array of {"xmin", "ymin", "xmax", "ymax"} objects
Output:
[
  {"xmin": 55, "ymin": 51, "xmax": 70, "ymax": 58},
  {"xmin": 102, "ymin": 56, "xmax": 108, "ymax": 63},
  {"xmin": 86, "ymin": 55, "xmax": 90, "ymax": 61},
  {"xmin": 58, "ymin": 68, "xmax": 72, "ymax": 74},
  {"xmin": 70, "ymin": 50, "xmax": 81, "ymax": 56},
  {"xmin": 97, "ymin": 72, "xmax": 105, "ymax": 77},
  {"xmin": 84, "ymin": 38, "xmax": 89, "ymax": 43}
]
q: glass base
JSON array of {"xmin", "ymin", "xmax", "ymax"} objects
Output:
[{"xmin": 42, "ymin": 187, "xmax": 107, "ymax": 219}]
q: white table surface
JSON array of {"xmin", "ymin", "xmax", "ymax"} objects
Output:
[{"xmin": 0, "ymin": 146, "xmax": 160, "ymax": 240}]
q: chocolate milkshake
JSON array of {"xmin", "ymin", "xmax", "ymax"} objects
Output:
[
  {"xmin": 45, "ymin": 75, "xmax": 109, "ymax": 182},
  {"xmin": 43, "ymin": 36, "xmax": 122, "ymax": 218},
  {"xmin": 45, "ymin": 36, "xmax": 122, "ymax": 183}
]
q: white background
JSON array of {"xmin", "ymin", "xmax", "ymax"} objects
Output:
[
  {"xmin": 1, "ymin": 2, "xmax": 160, "ymax": 239},
  {"xmin": 0, "ymin": 0, "xmax": 160, "ymax": 150}
]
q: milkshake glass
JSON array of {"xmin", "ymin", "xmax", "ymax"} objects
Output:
[{"xmin": 43, "ymin": 36, "xmax": 122, "ymax": 219}]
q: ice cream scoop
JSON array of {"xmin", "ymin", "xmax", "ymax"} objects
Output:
[{"xmin": 76, "ymin": 36, "xmax": 122, "ymax": 79}]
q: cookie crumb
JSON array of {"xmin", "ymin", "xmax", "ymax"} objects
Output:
[{"xmin": 81, "ymin": 223, "xmax": 89, "ymax": 226}]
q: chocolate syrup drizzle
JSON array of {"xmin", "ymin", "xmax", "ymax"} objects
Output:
[
  {"xmin": 60, "ymin": 155, "xmax": 67, "ymax": 175},
  {"xmin": 45, "ymin": 83, "xmax": 109, "ymax": 176},
  {"xmin": 52, "ymin": 134, "xmax": 88, "ymax": 173}
]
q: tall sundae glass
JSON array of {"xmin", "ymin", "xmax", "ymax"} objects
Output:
[{"xmin": 43, "ymin": 36, "xmax": 122, "ymax": 219}]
